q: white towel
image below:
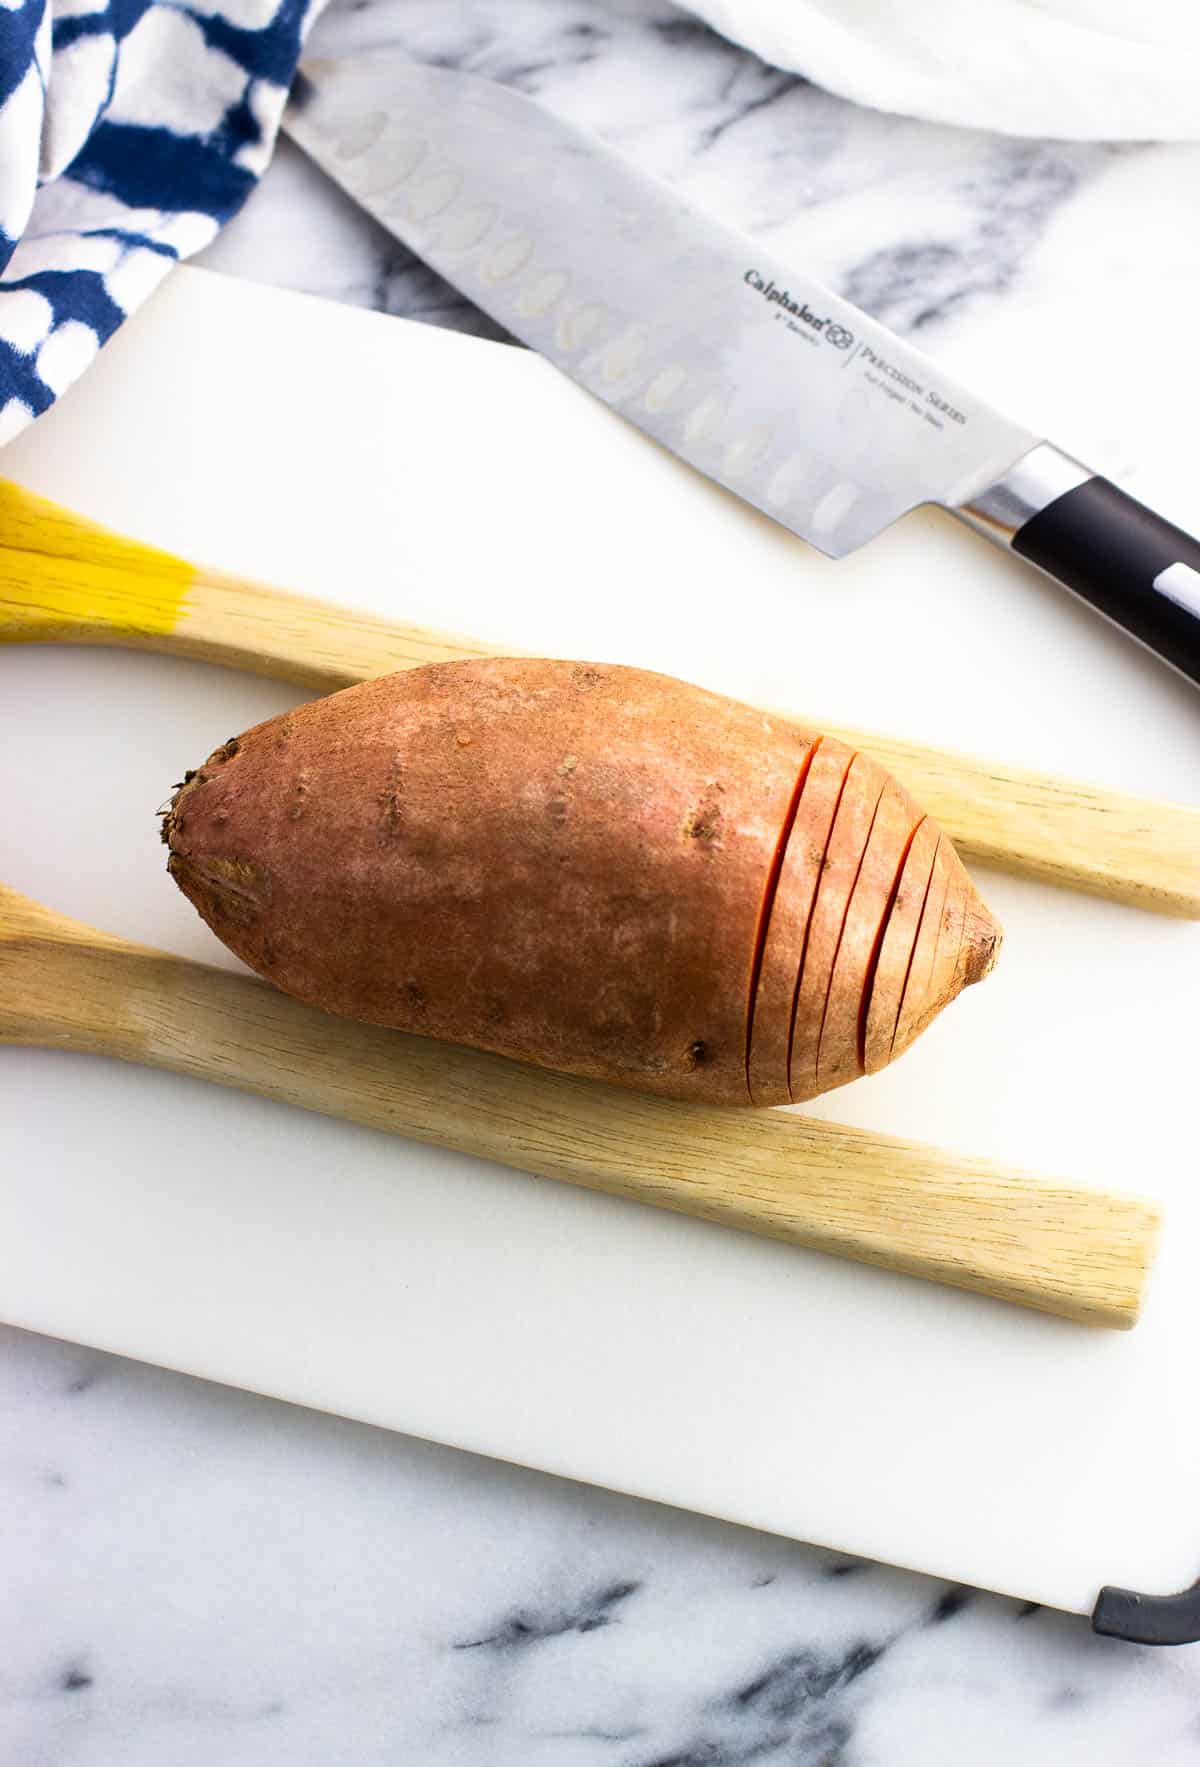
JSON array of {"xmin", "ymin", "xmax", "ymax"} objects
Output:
[{"xmin": 687, "ymin": 0, "xmax": 1200, "ymax": 140}]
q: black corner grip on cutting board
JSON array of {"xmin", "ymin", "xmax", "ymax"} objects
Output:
[
  {"xmin": 1092, "ymin": 1575, "xmax": 1200, "ymax": 1646},
  {"xmin": 1011, "ymin": 477, "xmax": 1200, "ymax": 687}
]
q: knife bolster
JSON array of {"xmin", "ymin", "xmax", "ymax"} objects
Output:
[{"xmin": 953, "ymin": 442, "xmax": 1091, "ymax": 547}]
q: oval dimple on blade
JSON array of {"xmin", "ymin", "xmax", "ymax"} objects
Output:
[
  {"xmin": 642, "ymin": 364, "xmax": 689, "ymax": 413},
  {"xmin": 517, "ymin": 269, "xmax": 570, "ymax": 319},
  {"xmin": 723, "ymin": 426, "xmax": 773, "ymax": 480},
  {"xmin": 765, "ymin": 455, "xmax": 809, "ymax": 509},
  {"xmin": 811, "ymin": 481, "xmax": 861, "ymax": 538},
  {"xmin": 556, "ymin": 302, "xmax": 609, "ymax": 352},
  {"xmin": 682, "ymin": 390, "xmax": 729, "ymax": 447},
  {"xmin": 408, "ymin": 168, "xmax": 463, "ymax": 220},
  {"xmin": 335, "ymin": 110, "xmax": 387, "ymax": 160},
  {"xmin": 435, "ymin": 201, "xmax": 497, "ymax": 254},
  {"xmin": 361, "ymin": 132, "xmax": 426, "ymax": 195},
  {"xmin": 482, "ymin": 232, "xmax": 535, "ymax": 283},
  {"xmin": 601, "ymin": 325, "xmax": 653, "ymax": 385}
]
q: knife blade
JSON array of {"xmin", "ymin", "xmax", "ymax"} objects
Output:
[{"xmin": 285, "ymin": 57, "xmax": 1200, "ymax": 687}]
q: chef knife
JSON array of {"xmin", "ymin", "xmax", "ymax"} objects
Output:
[{"xmin": 284, "ymin": 58, "xmax": 1200, "ymax": 688}]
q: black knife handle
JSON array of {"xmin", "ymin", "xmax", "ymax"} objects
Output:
[
  {"xmin": 957, "ymin": 446, "xmax": 1200, "ymax": 687},
  {"xmin": 1013, "ymin": 478, "xmax": 1200, "ymax": 686}
]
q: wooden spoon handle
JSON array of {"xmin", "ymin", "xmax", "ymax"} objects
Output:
[
  {"xmin": 0, "ymin": 883, "xmax": 1160, "ymax": 1328},
  {"xmin": 2, "ymin": 478, "xmax": 1197, "ymax": 916}
]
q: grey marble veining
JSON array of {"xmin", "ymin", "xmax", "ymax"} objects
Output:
[
  {"xmin": 9, "ymin": 2, "xmax": 1200, "ymax": 1760},
  {"xmin": 205, "ymin": 0, "xmax": 1139, "ymax": 356},
  {"xmin": 202, "ymin": 0, "xmax": 1200, "ymax": 500},
  {"xmin": 4, "ymin": 1322, "xmax": 1199, "ymax": 1767}
]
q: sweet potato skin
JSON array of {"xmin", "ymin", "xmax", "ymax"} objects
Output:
[
  {"xmin": 165, "ymin": 657, "xmax": 1000, "ymax": 1107},
  {"xmin": 165, "ymin": 659, "xmax": 812, "ymax": 1105}
]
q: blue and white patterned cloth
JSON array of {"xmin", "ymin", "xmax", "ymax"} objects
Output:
[{"xmin": 0, "ymin": 0, "xmax": 323, "ymax": 444}]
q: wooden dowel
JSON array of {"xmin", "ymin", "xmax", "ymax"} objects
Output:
[
  {"xmin": 0, "ymin": 883, "xmax": 1161, "ymax": 1328},
  {"xmin": 3, "ymin": 478, "xmax": 1196, "ymax": 916}
]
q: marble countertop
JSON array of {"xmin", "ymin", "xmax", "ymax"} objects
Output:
[
  {"xmin": 6, "ymin": 1, "xmax": 1200, "ymax": 1759},
  {"xmin": 7, "ymin": 1321, "xmax": 1200, "ymax": 1766}
]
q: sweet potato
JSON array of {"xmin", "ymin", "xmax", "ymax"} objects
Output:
[{"xmin": 164, "ymin": 658, "xmax": 1000, "ymax": 1106}]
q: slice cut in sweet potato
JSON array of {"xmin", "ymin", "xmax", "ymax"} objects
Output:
[
  {"xmin": 788, "ymin": 752, "xmax": 889, "ymax": 1104},
  {"xmin": 746, "ymin": 736, "xmax": 855, "ymax": 1106},
  {"xmin": 862, "ymin": 817, "xmax": 939, "ymax": 1074},
  {"xmin": 892, "ymin": 837, "xmax": 1000, "ymax": 1061},
  {"xmin": 814, "ymin": 777, "xmax": 925, "ymax": 1097}
]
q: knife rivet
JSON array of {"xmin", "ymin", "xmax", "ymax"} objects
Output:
[
  {"xmin": 334, "ymin": 111, "xmax": 388, "ymax": 160},
  {"xmin": 483, "ymin": 234, "xmax": 534, "ymax": 283},
  {"xmin": 517, "ymin": 270, "xmax": 570, "ymax": 319}
]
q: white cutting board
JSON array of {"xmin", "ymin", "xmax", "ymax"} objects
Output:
[{"xmin": 2, "ymin": 266, "xmax": 1199, "ymax": 1617}]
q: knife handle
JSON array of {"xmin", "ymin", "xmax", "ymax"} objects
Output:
[{"xmin": 959, "ymin": 445, "xmax": 1200, "ymax": 687}]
